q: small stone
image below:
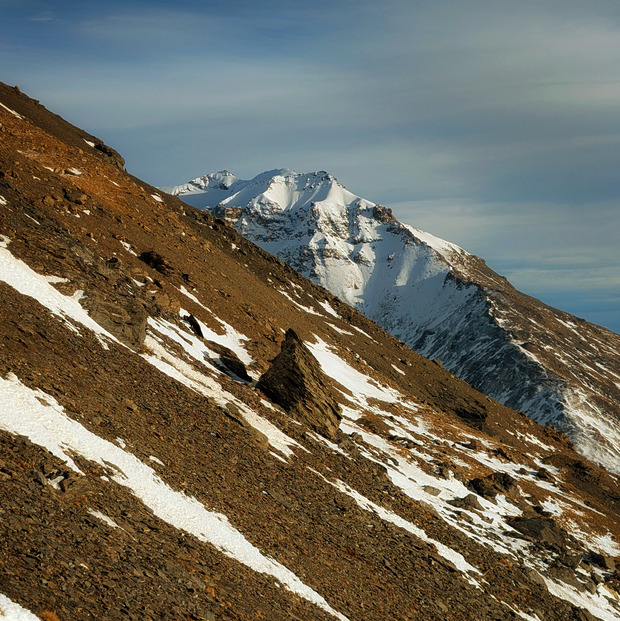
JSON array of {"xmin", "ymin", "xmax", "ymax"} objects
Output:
[
  {"xmin": 588, "ymin": 552, "xmax": 616, "ymax": 571},
  {"xmin": 449, "ymin": 494, "xmax": 484, "ymax": 511},
  {"xmin": 204, "ymin": 339, "xmax": 251, "ymax": 382},
  {"xmin": 423, "ymin": 486, "xmax": 442, "ymax": 497},
  {"xmin": 464, "ymin": 439, "xmax": 481, "ymax": 450}
]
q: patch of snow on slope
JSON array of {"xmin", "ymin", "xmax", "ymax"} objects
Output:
[
  {"xmin": 591, "ymin": 534, "xmax": 620, "ymax": 557},
  {"xmin": 88, "ymin": 510, "xmax": 122, "ymax": 530},
  {"xmin": 42, "ymin": 275, "xmax": 69, "ymax": 287},
  {"xmin": 349, "ymin": 324, "xmax": 377, "ymax": 341},
  {"xmin": 505, "ymin": 605, "xmax": 542, "ymax": 621},
  {"xmin": 308, "ymin": 336, "xmax": 402, "ymax": 406},
  {"xmin": 0, "ymin": 373, "xmax": 349, "ymax": 621},
  {"xmin": 0, "ymin": 101, "xmax": 23, "ymax": 119},
  {"xmin": 306, "ymin": 432, "xmax": 349, "ymax": 457},
  {"xmin": 0, "ymin": 592, "xmax": 39, "ymax": 620},
  {"xmin": 319, "ymin": 300, "xmax": 339, "ymax": 318},
  {"xmin": 278, "ymin": 289, "xmax": 321, "ymax": 315},
  {"xmin": 0, "ymin": 242, "xmax": 117, "ymax": 347},
  {"xmin": 520, "ymin": 433, "xmax": 556, "ymax": 452},
  {"xmin": 313, "ymin": 470, "xmax": 481, "ymax": 584},
  {"xmin": 566, "ymin": 525, "xmax": 620, "ymax": 558},
  {"xmin": 327, "ymin": 323, "xmax": 353, "ymax": 336},
  {"xmin": 179, "ymin": 285, "xmax": 208, "ymax": 310},
  {"xmin": 119, "ymin": 240, "xmax": 137, "ymax": 255},
  {"xmin": 0, "ymin": 196, "xmax": 7, "ymax": 206},
  {"xmin": 391, "ymin": 363, "xmax": 406, "ymax": 376},
  {"xmin": 143, "ymin": 320, "xmax": 300, "ymax": 459},
  {"xmin": 543, "ymin": 576, "xmax": 619, "ymax": 621},
  {"xmin": 539, "ymin": 499, "xmax": 564, "ymax": 517},
  {"xmin": 178, "ymin": 308, "xmax": 253, "ymax": 366}
]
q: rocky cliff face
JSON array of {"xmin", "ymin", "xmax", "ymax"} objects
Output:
[
  {"xmin": 2, "ymin": 83, "xmax": 620, "ymax": 621},
  {"xmin": 164, "ymin": 169, "xmax": 620, "ymax": 475}
]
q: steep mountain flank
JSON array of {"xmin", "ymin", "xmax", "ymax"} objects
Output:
[
  {"xmin": 1, "ymin": 83, "xmax": 620, "ymax": 621},
  {"xmin": 164, "ymin": 170, "xmax": 620, "ymax": 474}
]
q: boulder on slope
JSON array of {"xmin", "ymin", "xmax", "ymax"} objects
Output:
[{"xmin": 257, "ymin": 329, "xmax": 342, "ymax": 440}]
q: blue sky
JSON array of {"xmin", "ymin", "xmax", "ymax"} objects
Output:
[{"xmin": 1, "ymin": 0, "xmax": 619, "ymax": 333}]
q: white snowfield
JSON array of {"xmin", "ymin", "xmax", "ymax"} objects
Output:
[{"xmin": 162, "ymin": 168, "xmax": 620, "ymax": 475}]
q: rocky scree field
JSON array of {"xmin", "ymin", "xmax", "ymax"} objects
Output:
[{"xmin": 0, "ymin": 82, "xmax": 619, "ymax": 620}]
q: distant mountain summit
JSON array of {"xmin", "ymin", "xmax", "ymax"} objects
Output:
[{"xmin": 165, "ymin": 169, "xmax": 620, "ymax": 473}]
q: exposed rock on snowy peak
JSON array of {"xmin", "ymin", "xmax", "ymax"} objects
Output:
[
  {"xmin": 2, "ymin": 81, "xmax": 620, "ymax": 621},
  {"xmin": 165, "ymin": 169, "xmax": 620, "ymax": 474}
]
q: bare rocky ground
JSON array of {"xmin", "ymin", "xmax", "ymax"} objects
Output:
[{"xmin": 0, "ymin": 82, "xmax": 619, "ymax": 620}]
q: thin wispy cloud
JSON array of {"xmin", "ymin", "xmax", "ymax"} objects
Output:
[{"xmin": 1, "ymin": 0, "xmax": 618, "ymax": 332}]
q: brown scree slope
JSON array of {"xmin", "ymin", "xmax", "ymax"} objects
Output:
[{"xmin": 0, "ymin": 82, "xmax": 619, "ymax": 620}]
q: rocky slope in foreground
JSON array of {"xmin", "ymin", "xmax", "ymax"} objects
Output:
[
  {"xmin": 164, "ymin": 170, "xmax": 620, "ymax": 475},
  {"xmin": 1, "ymin": 83, "xmax": 620, "ymax": 621}
]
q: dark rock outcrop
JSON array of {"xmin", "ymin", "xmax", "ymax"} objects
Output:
[
  {"xmin": 587, "ymin": 551, "xmax": 616, "ymax": 571},
  {"xmin": 138, "ymin": 250, "xmax": 174, "ymax": 276},
  {"xmin": 205, "ymin": 340, "xmax": 251, "ymax": 382},
  {"xmin": 93, "ymin": 140, "xmax": 125, "ymax": 170},
  {"xmin": 182, "ymin": 313, "xmax": 204, "ymax": 338},
  {"xmin": 372, "ymin": 205, "xmax": 396, "ymax": 223},
  {"xmin": 468, "ymin": 471, "xmax": 517, "ymax": 500},
  {"xmin": 84, "ymin": 293, "xmax": 147, "ymax": 349},
  {"xmin": 448, "ymin": 494, "xmax": 484, "ymax": 511},
  {"xmin": 507, "ymin": 516, "xmax": 568, "ymax": 548},
  {"xmin": 257, "ymin": 329, "xmax": 341, "ymax": 439}
]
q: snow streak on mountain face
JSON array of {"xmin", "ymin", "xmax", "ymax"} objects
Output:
[{"xmin": 164, "ymin": 170, "xmax": 620, "ymax": 474}]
